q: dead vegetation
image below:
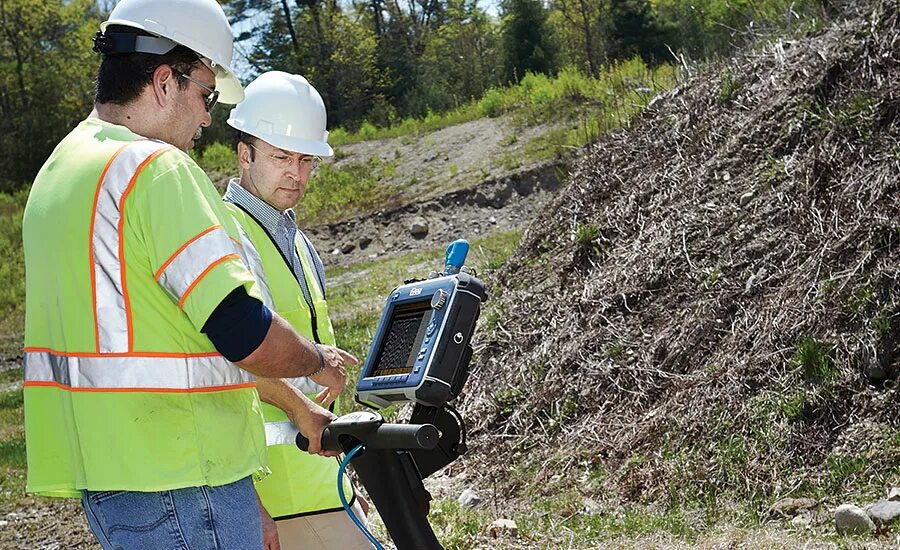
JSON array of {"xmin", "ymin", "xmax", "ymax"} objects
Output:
[{"xmin": 462, "ymin": 0, "xmax": 900, "ymax": 515}]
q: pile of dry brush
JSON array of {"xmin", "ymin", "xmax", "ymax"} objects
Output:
[{"xmin": 462, "ymin": 1, "xmax": 900, "ymax": 506}]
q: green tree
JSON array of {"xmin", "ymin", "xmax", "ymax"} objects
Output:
[
  {"xmin": 0, "ymin": 0, "xmax": 103, "ymax": 190},
  {"xmin": 418, "ymin": 0, "xmax": 500, "ymax": 112},
  {"xmin": 500, "ymin": 0, "xmax": 558, "ymax": 82},
  {"xmin": 248, "ymin": 1, "xmax": 381, "ymax": 128},
  {"xmin": 606, "ymin": 0, "xmax": 667, "ymax": 63}
]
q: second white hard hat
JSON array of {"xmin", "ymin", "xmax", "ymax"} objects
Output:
[
  {"xmin": 227, "ymin": 71, "xmax": 333, "ymax": 158},
  {"xmin": 101, "ymin": 0, "xmax": 244, "ymax": 103}
]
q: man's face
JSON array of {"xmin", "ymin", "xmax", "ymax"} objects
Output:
[
  {"xmin": 168, "ymin": 64, "xmax": 215, "ymax": 151},
  {"xmin": 238, "ymin": 139, "xmax": 318, "ymax": 211}
]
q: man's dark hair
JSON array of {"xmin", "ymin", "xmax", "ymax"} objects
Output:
[
  {"xmin": 95, "ymin": 25, "xmax": 203, "ymax": 105},
  {"xmin": 233, "ymin": 131, "xmax": 259, "ymax": 160}
]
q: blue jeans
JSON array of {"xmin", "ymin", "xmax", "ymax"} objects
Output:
[{"xmin": 81, "ymin": 477, "xmax": 262, "ymax": 550}]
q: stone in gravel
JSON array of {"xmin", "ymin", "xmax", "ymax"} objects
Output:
[
  {"xmin": 889, "ymin": 487, "xmax": 900, "ymax": 501},
  {"xmin": 409, "ymin": 217, "xmax": 429, "ymax": 238},
  {"xmin": 489, "ymin": 216, "xmax": 497, "ymax": 224},
  {"xmin": 359, "ymin": 236, "xmax": 372, "ymax": 249},
  {"xmin": 791, "ymin": 512, "xmax": 813, "ymax": 529},
  {"xmin": 739, "ymin": 190, "xmax": 755, "ymax": 206},
  {"xmin": 488, "ymin": 519, "xmax": 518, "ymax": 538},
  {"xmin": 770, "ymin": 497, "xmax": 818, "ymax": 518},
  {"xmin": 866, "ymin": 500, "xmax": 900, "ymax": 525},
  {"xmin": 331, "ymin": 248, "xmax": 341, "ymax": 255},
  {"xmin": 340, "ymin": 241, "xmax": 355, "ymax": 254},
  {"xmin": 457, "ymin": 488, "xmax": 481, "ymax": 508},
  {"xmin": 473, "ymin": 193, "xmax": 490, "ymax": 208},
  {"xmin": 835, "ymin": 504, "xmax": 875, "ymax": 535},
  {"xmin": 582, "ymin": 497, "xmax": 602, "ymax": 515}
]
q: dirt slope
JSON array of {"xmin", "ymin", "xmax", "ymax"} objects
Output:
[{"xmin": 463, "ymin": 1, "xmax": 899, "ymax": 510}]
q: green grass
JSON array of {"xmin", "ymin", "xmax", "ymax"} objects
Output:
[
  {"xmin": 0, "ymin": 435, "xmax": 26, "ymax": 469},
  {"xmin": 0, "ymin": 189, "xmax": 27, "ymax": 355},
  {"xmin": 792, "ymin": 337, "xmax": 837, "ymax": 385},
  {"xmin": 0, "ymin": 366, "xmax": 23, "ymax": 385},
  {"xmin": 717, "ymin": 69, "xmax": 742, "ymax": 102},
  {"xmin": 328, "ymin": 60, "xmax": 677, "ymax": 147},
  {"xmin": 0, "ymin": 388, "xmax": 23, "ymax": 410},
  {"xmin": 420, "ymin": 488, "xmax": 709, "ymax": 548},
  {"xmin": 0, "ymin": 382, "xmax": 25, "ymax": 511},
  {"xmin": 294, "ymin": 159, "xmax": 391, "ymax": 226}
]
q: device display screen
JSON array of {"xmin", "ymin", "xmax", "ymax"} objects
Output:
[{"xmin": 370, "ymin": 300, "xmax": 432, "ymax": 378}]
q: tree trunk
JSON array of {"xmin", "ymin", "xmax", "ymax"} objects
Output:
[{"xmin": 279, "ymin": 0, "xmax": 302, "ymax": 59}]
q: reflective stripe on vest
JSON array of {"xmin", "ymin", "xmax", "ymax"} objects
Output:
[
  {"xmin": 24, "ymin": 350, "xmax": 255, "ymax": 392},
  {"xmin": 235, "ymin": 223, "xmax": 275, "ymax": 307},
  {"xmin": 154, "ymin": 225, "xmax": 241, "ymax": 308},
  {"xmin": 264, "ymin": 420, "xmax": 299, "ymax": 446},
  {"xmin": 91, "ymin": 140, "xmax": 172, "ymax": 353}
]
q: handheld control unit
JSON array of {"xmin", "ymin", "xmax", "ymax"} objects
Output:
[{"xmin": 297, "ymin": 239, "xmax": 488, "ymax": 550}]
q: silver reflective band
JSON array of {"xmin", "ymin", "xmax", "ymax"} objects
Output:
[
  {"xmin": 134, "ymin": 35, "xmax": 178, "ymax": 55},
  {"xmin": 24, "ymin": 351, "xmax": 255, "ymax": 390},
  {"xmin": 92, "ymin": 140, "xmax": 172, "ymax": 353},
  {"xmin": 264, "ymin": 420, "xmax": 300, "ymax": 446},
  {"xmin": 234, "ymin": 231, "xmax": 324, "ymax": 396},
  {"xmin": 235, "ymin": 224, "xmax": 275, "ymax": 308},
  {"xmin": 157, "ymin": 226, "xmax": 242, "ymax": 305}
]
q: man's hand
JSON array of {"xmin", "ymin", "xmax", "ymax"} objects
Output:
[
  {"xmin": 285, "ymin": 392, "xmax": 339, "ymax": 457},
  {"xmin": 255, "ymin": 378, "xmax": 339, "ymax": 457},
  {"xmin": 257, "ymin": 497, "xmax": 280, "ymax": 550},
  {"xmin": 310, "ymin": 344, "xmax": 357, "ymax": 406}
]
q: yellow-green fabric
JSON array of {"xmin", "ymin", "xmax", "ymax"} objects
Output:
[
  {"xmin": 226, "ymin": 202, "xmax": 352, "ymax": 518},
  {"xmin": 23, "ymin": 118, "xmax": 267, "ymax": 497}
]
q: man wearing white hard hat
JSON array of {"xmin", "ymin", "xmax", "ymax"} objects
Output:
[
  {"xmin": 21, "ymin": 2, "xmax": 354, "ymax": 548},
  {"xmin": 223, "ymin": 71, "xmax": 372, "ymax": 549}
]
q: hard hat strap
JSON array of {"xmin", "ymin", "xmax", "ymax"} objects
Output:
[{"xmin": 92, "ymin": 32, "xmax": 178, "ymax": 56}]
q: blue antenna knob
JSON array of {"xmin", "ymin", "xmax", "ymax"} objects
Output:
[{"xmin": 444, "ymin": 239, "xmax": 469, "ymax": 275}]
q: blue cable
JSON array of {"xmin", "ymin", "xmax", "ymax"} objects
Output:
[{"xmin": 339, "ymin": 444, "xmax": 385, "ymax": 550}]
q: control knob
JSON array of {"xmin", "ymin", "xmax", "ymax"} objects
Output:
[{"xmin": 431, "ymin": 289, "xmax": 448, "ymax": 309}]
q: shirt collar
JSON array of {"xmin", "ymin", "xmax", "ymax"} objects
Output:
[{"xmin": 224, "ymin": 179, "xmax": 296, "ymax": 235}]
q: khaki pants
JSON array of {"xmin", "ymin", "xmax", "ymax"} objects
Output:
[{"xmin": 275, "ymin": 501, "xmax": 374, "ymax": 549}]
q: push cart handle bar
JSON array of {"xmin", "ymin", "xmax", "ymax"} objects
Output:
[{"xmin": 296, "ymin": 423, "xmax": 441, "ymax": 453}]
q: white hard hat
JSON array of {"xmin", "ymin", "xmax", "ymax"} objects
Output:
[
  {"xmin": 101, "ymin": 0, "xmax": 243, "ymax": 103},
  {"xmin": 227, "ymin": 71, "xmax": 332, "ymax": 157}
]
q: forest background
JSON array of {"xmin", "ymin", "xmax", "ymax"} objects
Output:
[{"xmin": 0, "ymin": 0, "xmax": 834, "ymax": 192}]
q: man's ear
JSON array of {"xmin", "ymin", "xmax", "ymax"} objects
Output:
[
  {"xmin": 237, "ymin": 142, "xmax": 252, "ymax": 170},
  {"xmin": 150, "ymin": 64, "xmax": 176, "ymax": 108}
]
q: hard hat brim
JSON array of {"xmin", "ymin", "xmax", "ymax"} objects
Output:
[
  {"xmin": 216, "ymin": 71, "xmax": 245, "ymax": 104},
  {"xmin": 228, "ymin": 119, "xmax": 333, "ymax": 157}
]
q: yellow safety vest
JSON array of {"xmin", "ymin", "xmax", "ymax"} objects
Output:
[
  {"xmin": 22, "ymin": 118, "xmax": 267, "ymax": 497},
  {"xmin": 225, "ymin": 199, "xmax": 354, "ymax": 519}
]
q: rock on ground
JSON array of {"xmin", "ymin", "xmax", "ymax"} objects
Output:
[
  {"xmin": 866, "ymin": 500, "xmax": 900, "ymax": 525},
  {"xmin": 835, "ymin": 504, "xmax": 876, "ymax": 535}
]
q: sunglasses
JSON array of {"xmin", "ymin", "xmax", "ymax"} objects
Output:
[{"xmin": 175, "ymin": 70, "xmax": 219, "ymax": 112}]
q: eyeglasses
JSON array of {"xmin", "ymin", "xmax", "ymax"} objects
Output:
[
  {"xmin": 175, "ymin": 70, "xmax": 219, "ymax": 112},
  {"xmin": 248, "ymin": 143, "xmax": 321, "ymax": 173}
]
